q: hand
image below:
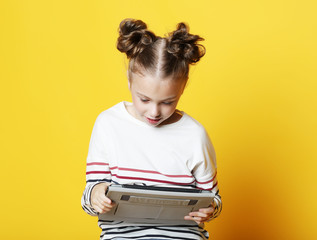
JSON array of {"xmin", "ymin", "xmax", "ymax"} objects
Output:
[
  {"xmin": 91, "ymin": 182, "xmax": 115, "ymax": 213},
  {"xmin": 184, "ymin": 206, "xmax": 215, "ymax": 224}
]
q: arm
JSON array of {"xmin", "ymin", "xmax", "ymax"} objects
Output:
[
  {"xmin": 184, "ymin": 128, "xmax": 222, "ymax": 224},
  {"xmin": 81, "ymin": 113, "xmax": 114, "ymax": 216}
]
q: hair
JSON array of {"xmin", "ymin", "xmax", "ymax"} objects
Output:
[{"xmin": 117, "ymin": 18, "xmax": 206, "ymax": 82}]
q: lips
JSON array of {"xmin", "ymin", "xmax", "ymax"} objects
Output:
[{"xmin": 146, "ymin": 117, "xmax": 161, "ymax": 125}]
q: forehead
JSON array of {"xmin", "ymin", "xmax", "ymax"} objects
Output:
[{"xmin": 130, "ymin": 73, "xmax": 185, "ymax": 99}]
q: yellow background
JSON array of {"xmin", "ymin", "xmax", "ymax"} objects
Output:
[{"xmin": 1, "ymin": 0, "xmax": 316, "ymax": 239}]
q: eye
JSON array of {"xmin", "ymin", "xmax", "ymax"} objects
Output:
[
  {"xmin": 162, "ymin": 101, "xmax": 173, "ymax": 105},
  {"xmin": 140, "ymin": 98, "xmax": 149, "ymax": 103}
]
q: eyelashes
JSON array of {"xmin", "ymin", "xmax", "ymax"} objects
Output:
[
  {"xmin": 140, "ymin": 98, "xmax": 174, "ymax": 105},
  {"xmin": 162, "ymin": 102, "xmax": 173, "ymax": 105}
]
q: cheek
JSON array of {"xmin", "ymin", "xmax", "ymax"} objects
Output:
[
  {"xmin": 163, "ymin": 105, "xmax": 177, "ymax": 116},
  {"xmin": 133, "ymin": 101, "xmax": 146, "ymax": 114},
  {"xmin": 131, "ymin": 95, "xmax": 141, "ymax": 110}
]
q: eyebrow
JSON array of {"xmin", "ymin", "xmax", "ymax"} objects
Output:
[{"xmin": 136, "ymin": 92, "xmax": 177, "ymax": 101}]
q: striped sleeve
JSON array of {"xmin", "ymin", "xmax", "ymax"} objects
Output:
[
  {"xmin": 81, "ymin": 113, "xmax": 112, "ymax": 216},
  {"xmin": 210, "ymin": 190, "xmax": 222, "ymax": 220}
]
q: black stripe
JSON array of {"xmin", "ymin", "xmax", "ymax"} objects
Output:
[
  {"xmin": 86, "ymin": 178, "xmax": 112, "ymax": 183},
  {"xmin": 98, "ymin": 221, "xmax": 199, "ymax": 229},
  {"xmin": 101, "ymin": 226, "xmax": 205, "ymax": 238},
  {"xmin": 99, "ymin": 220, "xmax": 124, "ymax": 225},
  {"xmin": 101, "ymin": 226, "xmax": 154, "ymax": 236},
  {"xmin": 107, "ymin": 234, "xmax": 201, "ymax": 240},
  {"xmin": 154, "ymin": 227, "xmax": 203, "ymax": 237},
  {"xmin": 82, "ymin": 204, "xmax": 96, "ymax": 215}
]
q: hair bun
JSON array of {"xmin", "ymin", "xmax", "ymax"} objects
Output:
[
  {"xmin": 117, "ymin": 18, "xmax": 157, "ymax": 59},
  {"xmin": 167, "ymin": 22, "xmax": 205, "ymax": 64}
]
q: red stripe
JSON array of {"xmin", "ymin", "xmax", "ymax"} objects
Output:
[
  {"xmin": 196, "ymin": 181, "xmax": 218, "ymax": 191},
  {"xmin": 196, "ymin": 186, "xmax": 212, "ymax": 191},
  {"xmin": 109, "ymin": 166, "xmax": 192, "ymax": 178},
  {"xmin": 86, "ymin": 171, "xmax": 111, "ymax": 175},
  {"xmin": 87, "ymin": 162, "xmax": 108, "ymax": 166},
  {"xmin": 112, "ymin": 174, "xmax": 195, "ymax": 185},
  {"xmin": 196, "ymin": 172, "xmax": 217, "ymax": 184}
]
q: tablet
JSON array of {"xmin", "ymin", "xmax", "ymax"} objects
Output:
[{"xmin": 98, "ymin": 184, "xmax": 215, "ymax": 224}]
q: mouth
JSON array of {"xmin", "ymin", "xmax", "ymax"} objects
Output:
[{"xmin": 146, "ymin": 117, "xmax": 161, "ymax": 125}]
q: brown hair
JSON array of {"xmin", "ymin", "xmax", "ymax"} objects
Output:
[{"xmin": 117, "ymin": 18, "xmax": 205, "ymax": 82}]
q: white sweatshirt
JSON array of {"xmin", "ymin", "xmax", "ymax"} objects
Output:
[{"xmin": 81, "ymin": 101, "xmax": 222, "ymax": 240}]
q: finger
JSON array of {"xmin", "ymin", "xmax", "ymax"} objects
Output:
[
  {"xmin": 199, "ymin": 207, "xmax": 215, "ymax": 214},
  {"xmin": 99, "ymin": 205, "xmax": 113, "ymax": 213},
  {"xmin": 97, "ymin": 198, "xmax": 114, "ymax": 209},
  {"xmin": 96, "ymin": 193, "xmax": 112, "ymax": 204},
  {"xmin": 97, "ymin": 197, "xmax": 112, "ymax": 206},
  {"xmin": 189, "ymin": 212, "xmax": 212, "ymax": 223},
  {"xmin": 189, "ymin": 211, "xmax": 208, "ymax": 218},
  {"xmin": 92, "ymin": 204, "xmax": 104, "ymax": 214},
  {"xmin": 184, "ymin": 215, "xmax": 203, "ymax": 224},
  {"xmin": 93, "ymin": 201, "xmax": 114, "ymax": 214},
  {"xmin": 99, "ymin": 194, "xmax": 112, "ymax": 204}
]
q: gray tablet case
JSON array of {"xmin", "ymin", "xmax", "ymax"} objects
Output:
[{"xmin": 98, "ymin": 184, "xmax": 215, "ymax": 224}]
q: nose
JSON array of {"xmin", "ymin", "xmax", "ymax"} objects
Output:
[{"xmin": 149, "ymin": 104, "xmax": 161, "ymax": 118}]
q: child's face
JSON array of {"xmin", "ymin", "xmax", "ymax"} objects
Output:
[{"xmin": 128, "ymin": 73, "xmax": 186, "ymax": 127}]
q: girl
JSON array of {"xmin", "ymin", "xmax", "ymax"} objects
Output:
[{"xmin": 81, "ymin": 18, "xmax": 222, "ymax": 240}]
